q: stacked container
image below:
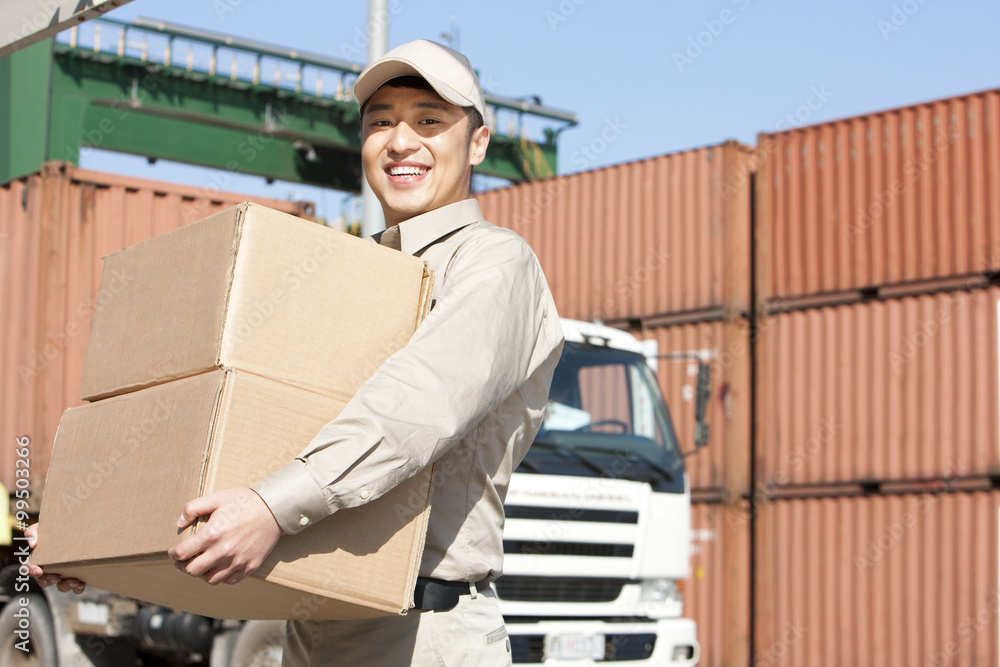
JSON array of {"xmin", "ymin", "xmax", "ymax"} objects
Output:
[{"xmin": 751, "ymin": 88, "xmax": 1000, "ymax": 666}]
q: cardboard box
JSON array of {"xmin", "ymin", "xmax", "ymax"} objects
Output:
[
  {"xmin": 80, "ymin": 202, "xmax": 434, "ymax": 401},
  {"xmin": 33, "ymin": 370, "xmax": 433, "ymax": 620}
]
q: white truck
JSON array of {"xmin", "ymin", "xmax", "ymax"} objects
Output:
[
  {"xmin": 499, "ymin": 319, "xmax": 702, "ymax": 666},
  {"xmin": 0, "ymin": 318, "xmax": 703, "ymax": 666}
]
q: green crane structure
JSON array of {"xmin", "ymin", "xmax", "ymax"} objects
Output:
[{"xmin": 0, "ymin": 17, "xmax": 577, "ymax": 189}]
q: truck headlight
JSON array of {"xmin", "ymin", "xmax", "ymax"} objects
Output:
[{"xmin": 639, "ymin": 578, "xmax": 681, "ymax": 604}]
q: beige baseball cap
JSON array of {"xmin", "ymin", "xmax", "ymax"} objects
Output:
[{"xmin": 353, "ymin": 39, "xmax": 486, "ymax": 118}]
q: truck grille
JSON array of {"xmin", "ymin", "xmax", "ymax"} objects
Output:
[
  {"xmin": 504, "ymin": 540, "xmax": 634, "ymax": 558},
  {"xmin": 494, "ymin": 576, "xmax": 627, "ymax": 602},
  {"xmin": 510, "ymin": 632, "xmax": 657, "ymax": 663},
  {"xmin": 505, "ymin": 505, "xmax": 639, "ymax": 523}
]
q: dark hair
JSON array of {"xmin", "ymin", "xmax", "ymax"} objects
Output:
[{"xmin": 362, "ymin": 75, "xmax": 485, "ymax": 143}]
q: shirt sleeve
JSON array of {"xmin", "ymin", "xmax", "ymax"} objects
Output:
[{"xmin": 252, "ymin": 229, "xmax": 561, "ymax": 534}]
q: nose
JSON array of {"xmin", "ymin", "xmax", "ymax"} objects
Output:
[{"xmin": 386, "ymin": 121, "xmax": 420, "ymax": 156}]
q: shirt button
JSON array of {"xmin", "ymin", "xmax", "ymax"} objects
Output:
[
  {"xmin": 360, "ymin": 489, "xmax": 371, "ymax": 500},
  {"xmin": 299, "ymin": 516, "xmax": 309, "ymax": 527}
]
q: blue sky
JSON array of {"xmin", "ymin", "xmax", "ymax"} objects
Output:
[{"xmin": 79, "ymin": 0, "xmax": 1000, "ymax": 223}]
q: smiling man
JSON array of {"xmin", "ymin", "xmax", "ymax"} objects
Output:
[
  {"xmin": 30, "ymin": 39, "xmax": 562, "ymax": 666},
  {"xmin": 183, "ymin": 40, "xmax": 562, "ymax": 666}
]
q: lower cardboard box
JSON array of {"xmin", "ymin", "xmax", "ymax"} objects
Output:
[{"xmin": 33, "ymin": 369, "xmax": 432, "ymax": 620}]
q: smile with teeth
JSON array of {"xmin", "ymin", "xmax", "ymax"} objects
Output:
[{"xmin": 388, "ymin": 165, "xmax": 428, "ymax": 177}]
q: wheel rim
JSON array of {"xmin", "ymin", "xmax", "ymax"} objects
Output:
[{"xmin": 0, "ymin": 633, "xmax": 43, "ymax": 667}]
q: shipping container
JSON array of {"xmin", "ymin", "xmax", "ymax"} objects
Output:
[
  {"xmin": 478, "ymin": 141, "xmax": 754, "ymax": 323},
  {"xmin": 688, "ymin": 500, "xmax": 752, "ymax": 667},
  {"xmin": 754, "ymin": 490, "xmax": 998, "ymax": 667},
  {"xmin": 0, "ymin": 161, "xmax": 314, "ymax": 494},
  {"xmin": 757, "ymin": 286, "xmax": 1000, "ymax": 489},
  {"xmin": 757, "ymin": 88, "xmax": 1000, "ymax": 305},
  {"xmin": 638, "ymin": 319, "xmax": 752, "ymax": 495}
]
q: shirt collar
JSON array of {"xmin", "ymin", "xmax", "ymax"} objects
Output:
[{"xmin": 383, "ymin": 199, "xmax": 484, "ymax": 255}]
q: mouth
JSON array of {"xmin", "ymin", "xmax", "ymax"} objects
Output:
[{"xmin": 386, "ymin": 164, "xmax": 429, "ymax": 182}]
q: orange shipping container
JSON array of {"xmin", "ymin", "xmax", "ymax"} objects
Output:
[
  {"xmin": 0, "ymin": 161, "xmax": 314, "ymax": 495},
  {"xmin": 755, "ymin": 491, "xmax": 999, "ymax": 667},
  {"xmin": 757, "ymin": 88, "xmax": 1000, "ymax": 304},
  {"xmin": 757, "ymin": 286, "xmax": 1000, "ymax": 489},
  {"xmin": 640, "ymin": 319, "xmax": 752, "ymax": 495},
  {"xmin": 478, "ymin": 141, "xmax": 754, "ymax": 323},
  {"xmin": 688, "ymin": 500, "xmax": 752, "ymax": 667}
]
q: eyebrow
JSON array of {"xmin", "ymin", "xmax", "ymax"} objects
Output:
[{"xmin": 364, "ymin": 100, "xmax": 454, "ymax": 114}]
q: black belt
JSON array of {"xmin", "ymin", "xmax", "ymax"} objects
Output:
[{"xmin": 413, "ymin": 576, "xmax": 492, "ymax": 612}]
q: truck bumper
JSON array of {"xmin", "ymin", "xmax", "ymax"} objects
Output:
[{"xmin": 504, "ymin": 617, "xmax": 699, "ymax": 666}]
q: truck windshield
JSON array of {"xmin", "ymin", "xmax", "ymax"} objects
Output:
[{"xmin": 522, "ymin": 341, "xmax": 684, "ymax": 490}]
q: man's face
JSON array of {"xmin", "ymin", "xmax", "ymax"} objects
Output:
[{"xmin": 361, "ymin": 84, "xmax": 489, "ymax": 227}]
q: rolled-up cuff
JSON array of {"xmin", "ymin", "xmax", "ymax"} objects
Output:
[{"xmin": 251, "ymin": 461, "xmax": 330, "ymax": 535}]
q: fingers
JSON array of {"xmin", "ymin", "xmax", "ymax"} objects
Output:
[
  {"xmin": 173, "ymin": 551, "xmax": 247, "ymax": 585},
  {"xmin": 24, "ymin": 524, "xmax": 37, "ymax": 544},
  {"xmin": 56, "ymin": 578, "xmax": 86, "ymax": 595},
  {"xmin": 176, "ymin": 494, "xmax": 221, "ymax": 529}
]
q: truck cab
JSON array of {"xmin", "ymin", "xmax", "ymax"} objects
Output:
[{"xmin": 499, "ymin": 319, "xmax": 701, "ymax": 665}]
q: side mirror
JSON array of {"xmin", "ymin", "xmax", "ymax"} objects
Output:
[{"xmin": 684, "ymin": 361, "xmax": 711, "ymax": 457}]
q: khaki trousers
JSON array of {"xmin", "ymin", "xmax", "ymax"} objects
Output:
[{"xmin": 282, "ymin": 586, "xmax": 511, "ymax": 666}]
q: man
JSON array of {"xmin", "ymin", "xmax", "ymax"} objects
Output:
[{"xmin": 31, "ymin": 39, "xmax": 563, "ymax": 666}]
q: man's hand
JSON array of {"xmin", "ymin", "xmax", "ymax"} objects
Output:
[
  {"xmin": 168, "ymin": 488, "xmax": 283, "ymax": 586},
  {"xmin": 24, "ymin": 524, "xmax": 86, "ymax": 594}
]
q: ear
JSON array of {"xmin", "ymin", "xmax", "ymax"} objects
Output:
[{"xmin": 468, "ymin": 125, "xmax": 490, "ymax": 167}]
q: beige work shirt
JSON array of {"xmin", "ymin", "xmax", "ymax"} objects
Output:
[{"xmin": 253, "ymin": 199, "xmax": 563, "ymax": 581}]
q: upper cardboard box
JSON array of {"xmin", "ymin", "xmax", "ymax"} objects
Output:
[
  {"xmin": 34, "ymin": 370, "xmax": 433, "ymax": 620},
  {"xmin": 80, "ymin": 202, "xmax": 433, "ymax": 401}
]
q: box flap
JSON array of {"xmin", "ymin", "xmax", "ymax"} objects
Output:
[
  {"xmin": 220, "ymin": 203, "xmax": 431, "ymax": 398},
  {"xmin": 80, "ymin": 206, "xmax": 245, "ymax": 400},
  {"xmin": 33, "ymin": 372, "xmax": 225, "ymax": 565}
]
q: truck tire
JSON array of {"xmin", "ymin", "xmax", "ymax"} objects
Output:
[
  {"xmin": 0, "ymin": 593, "xmax": 58, "ymax": 667},
  {"xmin": 229, "ymin": 620, "xmax": 285, "ymax": 667}
]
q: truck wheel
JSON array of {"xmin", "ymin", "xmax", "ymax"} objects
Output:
[
  {"xmin": 0, "ymin": 593, "xmax": 58, "ymax": 667},
  {"xmin": 229, "ymin": 620, "xmax": 285, "ymax": 667}
]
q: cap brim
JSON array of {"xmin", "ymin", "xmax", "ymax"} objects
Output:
[{"xmin": 354, "ymin": 58, "xmax": 476, "ymax": 112}]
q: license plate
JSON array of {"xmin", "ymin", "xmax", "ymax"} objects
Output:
[{"xmin": 544, "ymin": 633, "xmax": 605, "ymax": 661}]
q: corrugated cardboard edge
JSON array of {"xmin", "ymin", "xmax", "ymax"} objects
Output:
[
  {"xmin": 213, "ymin": 201, "xmax": 251, "ymax": 370},
  {"xmin": 194, "ymin": 370, "xmax": 235, "ymax": 506},
  {"xmin": 417, "ymin": 266, "xmax": 436, "ymax": 328}
]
